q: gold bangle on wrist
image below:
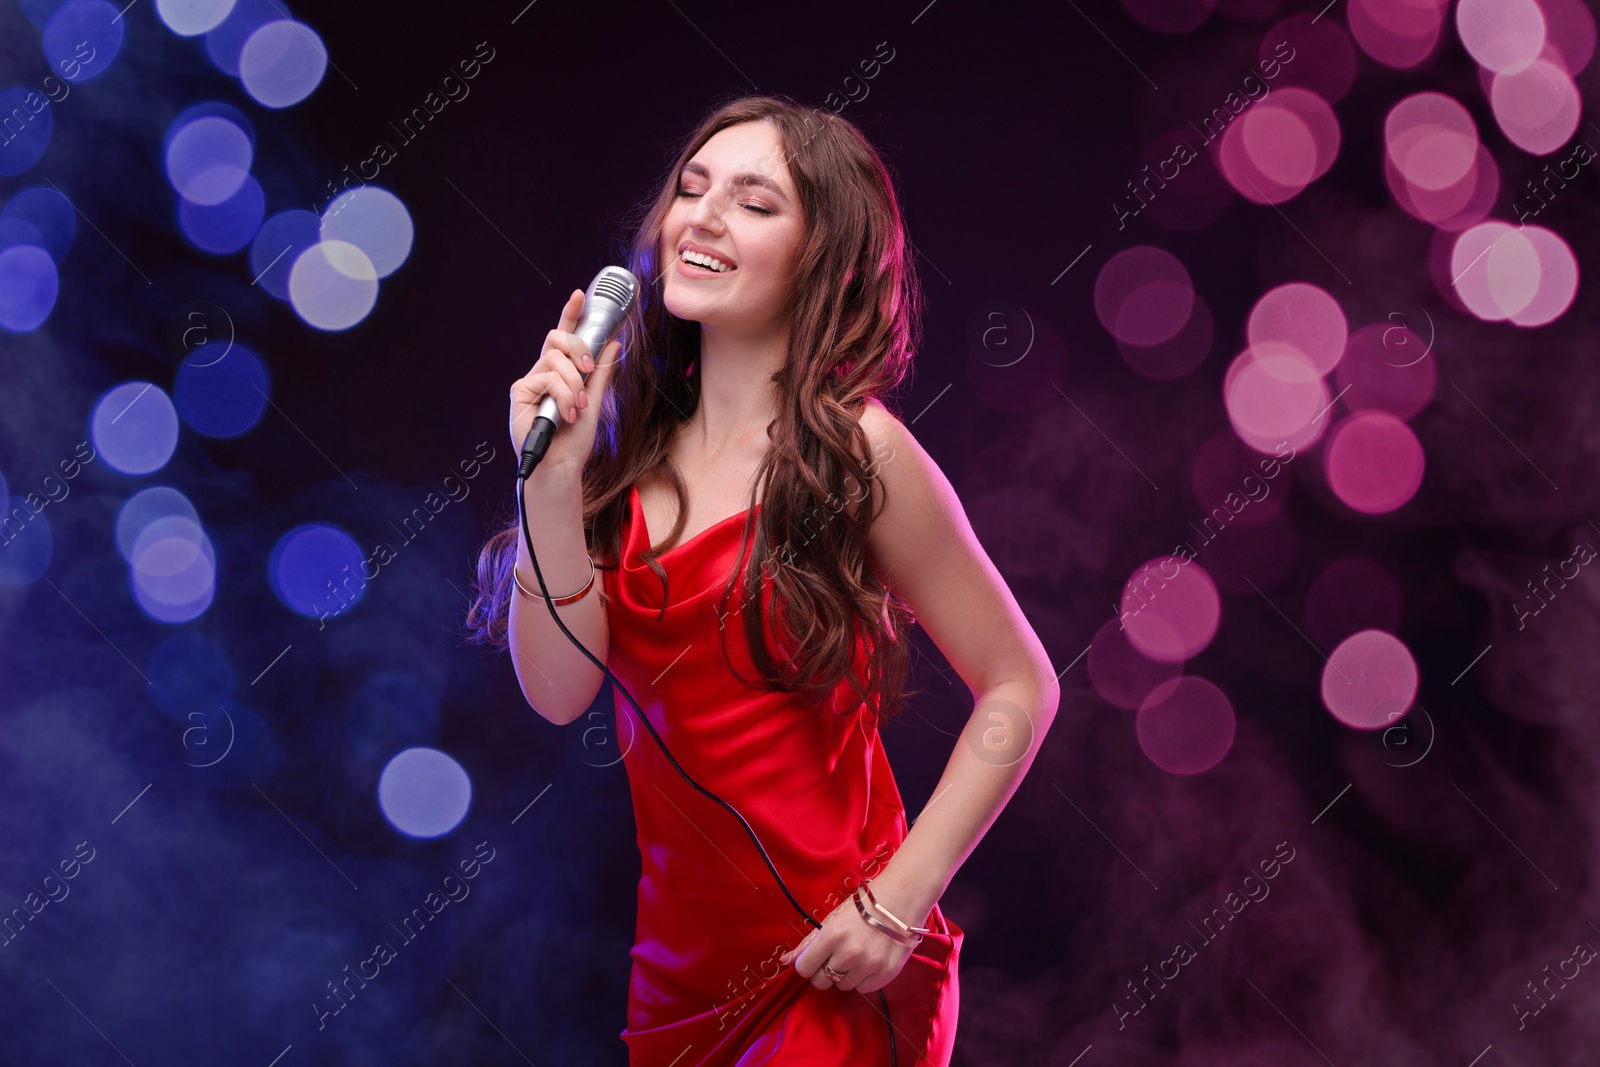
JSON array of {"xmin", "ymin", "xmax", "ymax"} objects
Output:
[
  {"xmin": 853, "ymin": 885, "xmax": 923, "ymax": 947},
  {"xmin": 859, "ymin": 879, "xmax": 932, "ymax": 936},
  {"xmin": 513, "ymin": 557, "xmax": 595, "ymax": 606}
]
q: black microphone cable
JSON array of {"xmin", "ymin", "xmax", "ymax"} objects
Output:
[{"xmin": 514, "ymin": 432, "xmax": 899, "ymax": 1067}]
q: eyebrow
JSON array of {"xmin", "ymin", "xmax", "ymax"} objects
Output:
[{"xmin": 680, "ymin": 160, "xmax": 792, "ymax": 203}]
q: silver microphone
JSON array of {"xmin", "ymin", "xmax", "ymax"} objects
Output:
[{"xmin": 518, "ymin": 265, "xmax": 639, "ymax": 476}]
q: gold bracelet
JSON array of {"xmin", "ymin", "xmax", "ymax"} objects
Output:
[
  {"xmin": 853, "ymin": 885, "xmax": 922, "ymax": 947},
  {"xmin": 512, "ymin": 556, "xmax": 595, "ymax": 606},
  {"xmin": 859, "ymin": 879, "xmax": 932, "ymax": 936}
]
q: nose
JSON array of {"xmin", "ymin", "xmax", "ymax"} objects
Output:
[{"xmin": 684, "ymin": 183, "xmax": 727, "ymax": 235}]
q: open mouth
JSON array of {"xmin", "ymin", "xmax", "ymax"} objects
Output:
[{"xmin": 679, "ymin": 248, "xmax": 735, "ymax": 273}]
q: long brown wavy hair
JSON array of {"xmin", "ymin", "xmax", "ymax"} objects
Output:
[{"xmin": 464, "ymin": 93, "xmax": 924, "ymax": 725}]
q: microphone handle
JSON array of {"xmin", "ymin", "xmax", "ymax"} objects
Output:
[{"xmin": 517, "ymin": 317, "xmax": 612, "ymax": 477}]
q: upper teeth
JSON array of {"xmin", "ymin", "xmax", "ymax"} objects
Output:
[{"xmin": 682, "ymin": 249, "xmax": 731, "ymax": 272}]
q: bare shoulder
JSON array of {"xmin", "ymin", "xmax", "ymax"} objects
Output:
[{"xmin": 853, "ymin": 396, "xmax": 960, "ymax": 570}]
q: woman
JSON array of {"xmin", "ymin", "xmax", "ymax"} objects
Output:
[{"xmin": 467, "ymin": 94, "xmax": 1059, "ymax": 1066}]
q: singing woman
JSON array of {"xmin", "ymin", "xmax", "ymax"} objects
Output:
[{"xmin": 467, "ymin": 93, "xmax": 1059, "ymax": 1066}]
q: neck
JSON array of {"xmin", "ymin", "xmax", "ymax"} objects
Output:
[{"xmin": 688, "ymin": 320, "xmax": 786, "ymax": 455}]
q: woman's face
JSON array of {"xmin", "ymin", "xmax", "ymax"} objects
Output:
[{"xmin": 659, "ymin": 120, "xmax": 806, "ymax": 334}]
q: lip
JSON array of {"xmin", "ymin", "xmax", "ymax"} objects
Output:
[{"xmin": 677, "ymin": 240, "xmax": 737, "ymax": 271}]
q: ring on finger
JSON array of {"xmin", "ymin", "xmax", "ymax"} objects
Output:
[{"xmin": 822, "ymin": 961, "xmax": 847, "ymax": 983}]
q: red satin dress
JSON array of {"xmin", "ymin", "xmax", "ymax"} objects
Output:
[{"xmin": 602, "ymin": 484, "xmax": 962, "ymax": 1066}]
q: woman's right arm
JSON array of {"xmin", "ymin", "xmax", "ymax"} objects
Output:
[
  {"xmin": 507, "ymin": 459, "xmax": 608, "ymax": 725},
  {"xmin": 505, "ymin": 288, "xmax": 623, "ymax": 726}
]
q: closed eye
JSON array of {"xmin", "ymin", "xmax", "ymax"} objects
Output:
[{"xmin": 675, "ymin": 189, "xmax": 775, "ymax": 215}]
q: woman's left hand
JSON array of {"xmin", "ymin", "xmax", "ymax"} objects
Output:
[{"xmin": 779, "ymin": 885, "xmax": 919, "ymax": 994}]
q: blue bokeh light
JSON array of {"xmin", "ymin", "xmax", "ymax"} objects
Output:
[
  {"xmin": 249, "ymin": 209, "xmax": 319, "ymax": 300},
  {"xmin": 148, "ymin": 630, "xmax": 236, "ymax": 722},
  {"xmin": 43, "ymin": 0, "xmax": 125, "ymax": 83},
  {"xmin": 2, "ymin": 186, "xmax": 77, "ymax": 260},
  {"xmin": 377, "ymin": 747, "xmax": 472, "ymax": 839},
  {"xmin": 174, "ymin": 343, "xmax": 269, "ymax": 437},
  {"xmin": 117, "ymin": 486, "xmax": 200, "ymax": 561},
  {"xmin": 268, "ymin": 522, "xmax": 367, "ymax": 618},
  {"xmin": 0, "ymin": 496, "xmax": 53, "ymax": 586},
  {"xmin": 0, "ymin": 88, "xmax": 54, "ymax": 178},
  {"xmin": 90, "ymin": 382, "xmax": 180, "ymax": 476},
  {"xmin": 178, "ymin": 172, "xmax": 265, "ymax": 254},
  {"xmin": 156, "ymin": 0, "xmax": 236, "ymax": 36},
  {"xmin": 165, "ymin": 113, "xmax": 253, "ymax": 206},
  {"xmin": 20, "ymin": 0, "xmax": 67, "ymax": 30},
  {"xmin": 130, "ymin": 515, "xmax": 216, "ymax": 623},
  {"xmin": 203, "ymin": 0, "xmax": 280, "ymax": 77},
  {"xmin": 322, "ymin": 187, "xmax": 413, "ymax": 278},
  {"xmin": 288, "ymin": 240, "xmax": 378, "ymax": 331},
  {"xmin": 239, "ymin": 20, "xmax": 328, "ymax": 109},
  {"xmin": 0, "ymin": 244, "xmax": 60, "ymax": 333},
  {"xmin": 0, "ymin": 218, "xmax": 47, "ymax": 252}
]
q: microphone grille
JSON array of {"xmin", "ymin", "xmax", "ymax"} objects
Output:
[{"xmin": 591, "ymin": 269, "xmax": 637, "ymax": 312}]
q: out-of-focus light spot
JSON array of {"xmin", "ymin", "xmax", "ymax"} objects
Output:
[
  {"xmin": 1456, "ymin": 0, "xmax": 1545, "ymax": 73},
  {"xmin": 165, "ymin": 114, "xmax": 253, "ymax": 206},
  {"xmin": 1385, "ymin": 93, "xmax": 1477, "ymax": 191},
  {"xmin": 1385, "ymin": 142, "xmax": 1499, "ymax": 231},
  {"xmin": 1321, "ymin": 629, "xmax": 1417, "ymax": 729},
  {"xmin": 174, "ymin": 344, "xmax": 269, "ymax": 437},
  {"xmin": 148, "ymin": 631, "xmax": 236, "ymax": 722},
  {"xmin": 1247, "ymin": 282, "xmax": 1346, "ymax": 375},
  {"xmin": 1119, "ymin": 0, "xmax": 1215, "ymax": 34},
  {"xmin": 1, "ymin": 187, "xmax": 76, "ymax": 260},
  {"xmin": 117, "ymin": 487, "xmax": 200, "ymax": 562},
  {"xmin": 1507, "ymin": 225, "xmax": 1579, "ymax": 327},
  {"xmin": 321, "ymin": 187, "xmax": 413, "ymax": 278},
  {"xmin": 0, "ymin": 88, "xmax": 54, "ymax": 178},
  {"xmin": 0, "ymin": 244, "xmax": 59, "ymax": 332},
  {"xmin": 250, "ymin": 209, "xmax": 320, "ymax": 300},
  {"xmin": 43, "ymin": 1, "xmax": 124, "ymax": 82},
  {"xmin": 0, "ymin": 218, "xmax": 45, "ymax": 252},
  {"xmin": 90, "ymin": 382, "xmax": 180, "ymax": 476},
  {"xmin": 1094, "ymin": 246, "xmax": 1195, "ymax": 347},
  {"xmin": 178, "ymin": 173, "xmax": 264, "ymax": 254},
  {"xmin": 0, "ymin": 495, "xmax": 52, "ymax": 585},
  {"xmin": 131, "ymin": 515, "xmax": 216, "ymax": 623},
  {"xmin": 1217, "ymin": 88, "xmax": 1338, "ymax": 203},
  {"xmin": 1539, "ymin": 0, "xmax": 1596, "ymax": 74},
  {"xmin": 1450, "ymin": 221, "xmax": 1567, "ymax": 322},
  {"xmin": 21, "ymin": 0, "xmax": 68, "ymax": 29},
  {"xmin": 378, "ymin": 747, "xmax": 472, "ymax": 839},
  {"xmin": 1136, "ymin": 677, "xmax": 1236, "ymax": 775},
  {"xmin": 1325, "ymin": 412, "xmax": 1424, "ymax": 514},
  {"xmin": 204, "ymin": 0, "xmax": 278, "ymax": 75},
  {"xmin": 1117, "ymin": 295, "xmax": 1212, "ymax": 381},
  {"xmin": 268, "ymin": 522, "xmax": 366, "ymax": 618},
  {"xmin": 1335, "ymin": 322, "xmax": 1437, "ymax": 419},
  {"xmin": 240, "ymin": 20, "xmax": 328, "ymax": 108},
  {"xmin": 157, "ymin": 0, "xmax": 237, "ymax": 36},
  {"xmin": 1087, "ymin": 618, "xmax": 1183, "ymax": 711},
  {"xmin": 349, "ymin": 673, "xmax": 442, "ymax": 766},
  {"xmin": 1348, "ymin": 0, "xmax": 1445, "ymax": 69},
  {"xmin": 1224, "ymin": 343, "xmax": 1330, "ymax": 454},
  {"xmin": 288, "ymin": 240, "xmax": 378, "ymax": 331},
  {"xmin": 1262, "ymin": 15, "xmax": 1357, "ymax": 104},
  {"xmin": 1119, "ymin": 556, "xmax": 1221, "ymax": 663},
  {"xmin": 1304, "ymin": 557, "xmax": 1403, "ymax": 650},
  {"xmin": 1190, "ymin": 429, "xmax": 1289, "ymax": 526},
  {"xmin": 1491, "ymin": 58, "xmax": 1581, "ymax": 155}
]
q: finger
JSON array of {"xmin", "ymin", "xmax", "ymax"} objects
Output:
[
  {"xmin": 538, "ymin": 345, "xmax": 589, "ymax": 410},
  {"xmin": 543, "ymin": 329, "xmax": 595, "ymax": 370},
  {"xmin": 525, "ymin": 371, "xmax": 579, "ymax": 423},
  {"xmin": 784, "ymin": 928, "xmax": 821, "ymax": 971},
  {"xmin": 556, "ymin": 289, "xmax": 584, "ymax": 334}
]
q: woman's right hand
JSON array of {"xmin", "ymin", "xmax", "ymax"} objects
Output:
[{"xmin": 508, "ymin": 288, "xmax": 624, "ymax": 470}]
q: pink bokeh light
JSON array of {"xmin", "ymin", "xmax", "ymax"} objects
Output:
[
  {"xmin": 1385, "ymin": 92, "xmax": 1478, "ymax": 191},
  {"xmin": 1137, "ymin": 677, "xmax": 1237, "ymax": 775},
  {"xmin": 1190, "ymin": 429, "xmax": 1290, "ymax": 526},
  {"xmin": 1324, "ymin": 412, "xmax": 1425, "ymax": 514},
  {"xmin": 1094, "ymin": 247, "xmax": 1196, "ymax": 347},
  {"xmin": 1247, "ymin": 282, "xmax": 1348, "ymax": 375},
  {"xmin": 1539, "ymin": 0, "xmax": 1596, "ymax": 74},
  {"xmin": 1491, "ymin": 58, "xmax": 1581, "ymax": 155},
  {"xmin": 1262, "ymin": 15, "xmax": 1357, "ymax": 104},
  {"xmin": 1119, "ymin": 556, "xmax": 1222, "ymax": 663},
  {"xmin": 1320, "ymin": 629, "xmax": 1418, "ymax": 730},
  {"xmin": 1335, "ymin": 322, "xmax": 1438, "ymax": 420},
  {"xmin": 1509, "ymin": 225, "xmax": 1579, "ymax": 327},
  {"xmin": 1224, "ymin": 343, "xmax": 1331, "ymax": 455},
  {"xmin": 1088, "ymin": 618, "xmax": 1184, "ymax": 711},
  {"xmin": 1121, "ymin": 0, "xmax": 1216, "ymax": 35},
  {"xmin": 1456, "ymin": 0, "xmax": 1546, "ymax": 74},
  {"xmin": 1216, "ymin": 88, "xmax": 1339, "ymax": 204},
  {"xmin": 1384, "ymin": 141, "xmax": 1499, "ymax": 231},
  {"xmin": 1450, "ymin": 221, "xmax": 1575, "ymax": 323},
  {"xmin": 1118, "ymin": 293, "xmax": 1214, "ymax": 381},
  {"xmin": 1348, "ymin": 0, "xmax": 1445, "ymax": 69}
]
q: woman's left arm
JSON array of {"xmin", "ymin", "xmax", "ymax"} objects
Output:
[
  {"xmin": 852, "ymin": 397, "xmax": 1061, "ymax": 929},
  {"xmin": 784, "ymin": 398, "xmax": 1061, "ymax": 990}
]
